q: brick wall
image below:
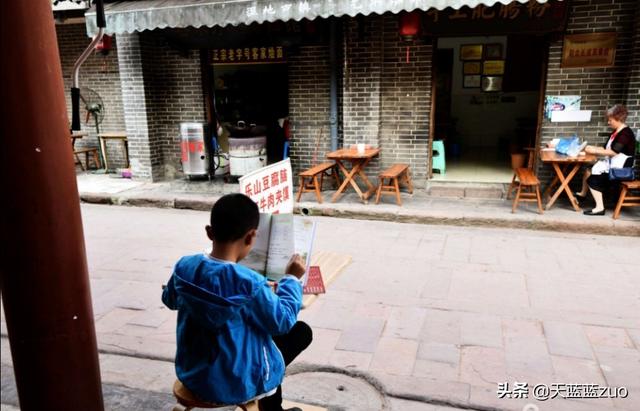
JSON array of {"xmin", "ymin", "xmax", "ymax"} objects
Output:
[
  {"xmin": 117, "ymin": 32, "xmax": 161, "ymax": 180},
  {"xmin": 140, "ymin": 31, "xmax": 207, "ymax": 179},
  {"xmin": 380, "ymin": 15, "xmax": 432, "ymax": 181},
  {"xmin": 56, "ymin": 23, "xmax": 127, "ymax": 168},
  {"xmin": 626, "ymin": 4, "xmax": 640, "ymax": 133},
  {"xmin": 343, "ymin": 16, "xmax": 384, "ymax": 177},
  {"xmin": 288, "ymin": 45, "xmax": 332, "ymax": 174},
  {"xmin": 539, "ymin": 0, "xmax": 639, "ymax": 180}
]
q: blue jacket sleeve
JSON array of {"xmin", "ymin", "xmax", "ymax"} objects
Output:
[
  {"xmin": 162, "ymin": 274, "xmax": 178, "ymax": 310},
  {"xmin": 246, "ymin": 276, "xmax": 302, "ymax": 336}
]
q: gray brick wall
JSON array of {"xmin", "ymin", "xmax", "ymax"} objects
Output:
[
  {"xmin": 539, "ymin": 0, "xmax": 639, "ymax": 180},
  {"xmin": 380, "ymin": 15, "xmax": 432, "ymax": 181},
  {"xmin": 117, "ymin": 32, "xmax": 162, "ymax": 180},
  {"xmin": 343, "ymin": 16, "xmax": 384, "ymax": 177},
  {"xmin": 139, "ymin": 31, "xmax": 206, "ymax": 180},
  {"xmin": 289, "ymin": 45, "xmax": 332, "ymax": 175},
  {"xmin": 56, "ymin": 23, "xmax": 127, "ymax": 168}
]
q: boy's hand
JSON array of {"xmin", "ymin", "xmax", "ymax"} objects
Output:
[{"xmin": 285, "ymin": 254, "xmax": 306, "ymax": 279}]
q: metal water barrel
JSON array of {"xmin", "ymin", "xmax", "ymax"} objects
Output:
[{"xmin": 180, "ymin": 122, "xmax": 208, "ymax": 176}]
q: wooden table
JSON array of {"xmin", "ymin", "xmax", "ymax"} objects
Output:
[
  {"xmin": 70, "ymin": 130, "xmax": 88, "ymax": 148},
  {"xmin": 98, "ymin": 132, "xmax": 129, "ymax": 171},
  {"xmin": 327, "ymin": 147, "xmax": 380, "ymax": 203},
  {"xmin": 540, "ymin": 149, "xmax": 597, "ymax": 212}
]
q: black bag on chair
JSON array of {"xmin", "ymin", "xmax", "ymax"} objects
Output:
[{"xmin": 609, "ymin": 167, "xmax": 635, "ymax": 181}]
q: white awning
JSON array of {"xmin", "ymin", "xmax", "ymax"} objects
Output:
[{"xmin": 86, "ymin": 0, "xmax": 551, "ymax": 36}]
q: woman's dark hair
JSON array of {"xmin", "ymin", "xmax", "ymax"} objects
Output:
[
  {"xmin": 606, "ymin": 104, "xmax": 628, "ymax": 122},
  {"xmin": 210, "ymin": 194, "xmax": 259, "ymax": 242}
]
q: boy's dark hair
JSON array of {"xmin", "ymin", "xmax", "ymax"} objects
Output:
[{"xmin": 210, "ymin": 194, "xmax": 260, "ymax": 242}]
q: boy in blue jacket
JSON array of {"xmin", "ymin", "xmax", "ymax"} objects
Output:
[{"xmin": 162, "ymin": 193, "xmax": 312, "ymax": 411}]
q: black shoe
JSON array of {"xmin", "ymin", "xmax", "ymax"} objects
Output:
[
  {"xmin": 284, "ymin": 408, "xmax": 302, "ymax": 411},
  {"xmin": 583, "ymin": 209, "xmax": 605, "ymax": 216}
]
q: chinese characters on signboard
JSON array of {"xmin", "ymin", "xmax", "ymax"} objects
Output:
[
  {"xmin": 424, "ymin": 0, "xmax": 568, "ymax": 35},
  {"xmin": 211, "ymin": 46, "xmax": 285, "ymax": 65},
  {"xmin": 561, "ymin": 33, "xmax": 616, "ymax": 68},
  {"xmin": 239, "ymin": 159, "xmax": 294, "ymax": 214}
]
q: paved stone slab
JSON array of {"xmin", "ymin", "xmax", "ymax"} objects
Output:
[
  {"xmin": 459, "ymin": 346, "xmax": 506, "ymax": 390},
  {"xmin": 544, "ymin": 321, "xmax": 594, "ymax": 359},
  {"xmin": 417, "ymin": 342, "xmax": 459, "ymax": 365},
  {"xmin": 335, "ymin": 317, "xmax": 385, "ymax": 353},
  {"xmin": 370, "ymin": 337, "xmax": 419, "ymax": 376},
  {"xmin": 328, "ymin": 350, "xmax": 372, "ymax": 371},
  {"xmin": 419, "ymin": 309, "xmax": 460, "ymax": 345},
  {"xmin": 383, "ymin": 307, "xmax": 428, "ymax": 340},
  {"xmin": 584, "ymin": 325, "xmax": 635, "ymax": 349},
  {"xmin": 460, "ymin": 313, "xmax": 503, "ymax": 348}
]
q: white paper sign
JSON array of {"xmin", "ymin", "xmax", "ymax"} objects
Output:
[{"xmin": 239, "ymin": 159, "xmax": 294, "ymax": 214}]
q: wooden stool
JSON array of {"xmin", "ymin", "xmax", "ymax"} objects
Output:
[
  {"xmin": 172, "ymin": 380, "xmax": 255, "ymax": 411},
  {"xmin": 73, "ymin": 147, "xmax": 101, "ymax": 171},
  {"xmin": 510, "ymin": 168, "xmax": 543, "ymax": 214},
  {"xmin": 296, "ymin": 162, "xmax": 341, "ymax": 203},
  {"xmin": 375, "ymin": 164, "xmax": 414, "ymax": 206},
  {"xmin": 613, "ymin": 180, "xmax": 640, "ymax": 219}
]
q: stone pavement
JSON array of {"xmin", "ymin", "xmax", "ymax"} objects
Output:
[
  {"xmin": 76, "ymin": 173, "xmax": 640, "ymax": 237},
  {"xmin": 2, "ymin": 204, "xmax": 640, "ymax": 411}
]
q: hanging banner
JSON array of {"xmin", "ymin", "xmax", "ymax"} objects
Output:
[
  {"xmin": 239, "ymin": 159, "xmax": 294, "ymax": 214},
  {"xmin": 561, "ymin": 33, "xmax": 616, "ymax": 68}
]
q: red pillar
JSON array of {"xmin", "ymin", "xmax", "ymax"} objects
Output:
[{"xmin": 0, "ymin": 0, "xmax": 104, "ymax": 409}]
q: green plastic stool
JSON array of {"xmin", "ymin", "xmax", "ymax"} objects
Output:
[{"xmin": 432, "ymin": 140, "xmax": 446, "ymax": 174}]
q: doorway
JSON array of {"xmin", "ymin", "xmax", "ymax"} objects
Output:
[
  {"xmin": 212, "ymin": 63, "xmax": 289, "ymax": 163},
  {"xmin": 432, "ymin": 35, "xmax": 547, "ymax": 183}
]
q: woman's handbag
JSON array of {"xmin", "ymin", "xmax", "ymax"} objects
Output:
[
  {"xmin": 609, "ymin": 167, "xmax": 635, "ymax": 181},
  {"xmin": 608, "ymin": 155, "xmax": 635, "ymax": 181}
]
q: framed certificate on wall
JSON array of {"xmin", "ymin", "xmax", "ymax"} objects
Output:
[
  {"xmin": 463, "ymin": 75, "xmax": 481, "ymax": 88},
  {"xmin": 483, "ymin": 60, "xmax": 505, "ymax": 75},
  {"xmin": 460, "ymin": 44, "xmax": 483, "ymax": 61},
  {"xmin": 463, "ymin": 62, "xmax": 482, "ymax": 74}
]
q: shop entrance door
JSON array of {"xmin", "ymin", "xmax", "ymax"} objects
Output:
[
  {"xmin": 431, "ymin": 35, "xmax": 547, "ymax": 183},
  {"xmin": 212, "ymin": 63, "xmax": 289, "ymax": 163}
]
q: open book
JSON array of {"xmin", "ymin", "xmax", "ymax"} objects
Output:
[{"xmin": 244, "ymin": 214, "xmax": 316, "ymax": 284}]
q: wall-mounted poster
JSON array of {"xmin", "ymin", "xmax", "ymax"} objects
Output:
[
  {"xmin": 484, "ymin": 43, "xmax": 503, "ymax": 59},
  {"xmin": 483, "ymin": 60, "xmax": 505, "ymax": 75},
  {"xmin": 463, "ymin": 62, "xmax": 481, "ymax": 75},
  {"xmin": 482, "ymin": 76, "xmax": 502, "ymax": 92},
  {"xmin": 561, "ymin": 32, "xmax": 616, "ymax": 68},
  {"xmin": 544, "ymin": 95, "xmax": 582, "ymax": 119},
  {"xmin": 460, "ymin": 44, "xmax": 483, "ymax": 61},
  {"xmin": 463, "ymin": 75, "xmax": 481, "ymax": 88}
]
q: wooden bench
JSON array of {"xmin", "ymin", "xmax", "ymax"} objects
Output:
[
  {"xmin": 296, "ymin": 162, "xmax": 341, "ymax": 203},
  {"xmin": 510, "ymin": 168, "xmax": 543, "ymax": 214},
  {"xmin": 172, "ymin": 380, "xmax": 254, "ymax": 411},
  {"xmin": 375, "ymin": 163, "xmax": 413, "ymax": 206},
  {"xmin": 73, "ymin": 147, "xmax": 101, "ymax": 171},
  {"xmin": 613, "ymin": 180, "xmax": 640, "ymax": 219}
]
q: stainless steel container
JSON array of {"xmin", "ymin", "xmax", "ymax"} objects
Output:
[
  {"xmin": 180, "ymin": 122, "xmax": 208, "ymax": 177},
  {"xmin": 229, "ymin": 136, "xmax": 267, "ymax": 176}
]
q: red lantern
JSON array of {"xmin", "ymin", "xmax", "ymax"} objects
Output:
[
  {"xmin": 399, "ymin": 12, "xmax": 420, "ymax": 41},
  {"xmin": 95, "ymin": 34, "xmax": 112, "ymax": 55},
  {"xmin": 399, "ymin": 12, "xmax": 420, "ymax": 63}
]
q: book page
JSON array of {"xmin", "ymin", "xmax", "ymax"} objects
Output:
[
  {"xmin": 244, "ymin": 213, "xmax": 272, "ymax": 275},
  {"xmin": 265, "ymin": 214, "xmax": 295, "ymax": 282},
  {"xmin": 294, "ymin": 218, "xmax": 316, "ymax": 286}
]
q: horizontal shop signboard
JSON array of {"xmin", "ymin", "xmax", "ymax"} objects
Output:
[
  {"xmin": 424, "ymin": 0, "xmax": 568, "ymax": 36},
  {"xmin": 561, "ymin": 33, "xmax": 616, "ymax": 68},
  {"xmin": 211, "ymin": 46, "xmax": 286, "ymax": 65}
]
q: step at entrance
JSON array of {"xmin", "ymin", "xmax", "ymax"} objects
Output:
[{"xmin": 426, "ymin": 181, "xmax": 508, "ymax": 199}]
